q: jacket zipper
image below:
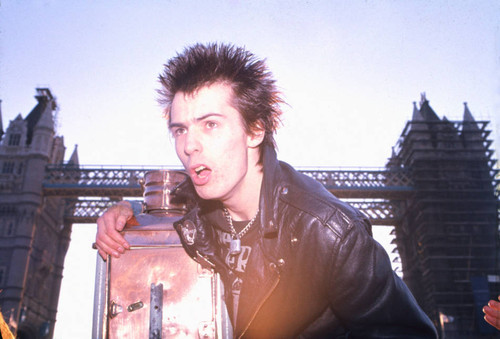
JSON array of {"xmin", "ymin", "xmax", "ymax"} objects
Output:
[{"xmin": 237, "ymin": 275, "xmax": 281, "ymax": 339}]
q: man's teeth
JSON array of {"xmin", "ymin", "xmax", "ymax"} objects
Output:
[{"xmin": 195, "ymin": 166, "xmax": 206, "ymax": 175}]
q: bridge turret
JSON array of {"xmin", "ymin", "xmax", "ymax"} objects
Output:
[
  {"xmin": 387, "ymin": 95, "xmax": 499, "ymax": 336},
  {"xmin": 461, "ymin": 102, "xmax": 486, "ymax": 151},
  {"xmin": 27, "ymin": 88, "xmax": 56, "ymax": 157},
  {"xmin": 0, "ymin": 88, "xmax": 69, "ymax": 339},
  {"xmin": 66, "ymin": 144, "xmax": 79, "ymax": 167}
]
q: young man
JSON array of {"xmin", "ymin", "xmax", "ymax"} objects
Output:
[{"xmin": 96, "ymin": 43, "xmax": 438, "ymax": 338}]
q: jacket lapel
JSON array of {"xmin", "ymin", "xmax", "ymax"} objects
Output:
[
  {"xmin": 234, "ymin": 145, "xmax": 283, "ymax": 337},
  {"xmin": 234, "ymin": 240, "xmax": 280, "ymax": 337}
]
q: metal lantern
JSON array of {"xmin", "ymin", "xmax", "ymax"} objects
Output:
[{"xmin": 92, "ymin": 170, "xmax": 231, "ymax": 339}]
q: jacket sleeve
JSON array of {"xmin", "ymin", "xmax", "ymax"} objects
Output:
[{"xmin": 325, "ymin": 212, "xmax": 438, "ymax": 338}]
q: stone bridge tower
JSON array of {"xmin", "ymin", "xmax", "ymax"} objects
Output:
[
  {"xmin": 0, "ymin": 88, "xmax": 78, "ymax": 339},
  {"xmin": 387, "ymin": 95, "xmax": 499, "ymax": 337}
]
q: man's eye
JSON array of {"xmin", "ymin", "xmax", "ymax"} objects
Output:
[
  {"xmin": 206, "ymin": 121, "xmax": 217, "ymax": 129},
  {"xmin": 172, "ymin": 128, "xmax": 186, "ymax": 136}
]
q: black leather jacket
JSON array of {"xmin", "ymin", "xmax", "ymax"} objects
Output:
[{"xmin": 174, "ymin": 145, "xmax": 438, "ymax": 338}]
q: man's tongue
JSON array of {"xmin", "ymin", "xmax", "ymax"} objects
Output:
[
  {"xmin": 197, "ymin": 168, "xmax": 211, "ymax": 178},
  {"xmin": 192, "ymin": 166, "xmax": 211, "ymax": 185}
]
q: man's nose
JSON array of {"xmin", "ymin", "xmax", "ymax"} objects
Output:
[{"xmin": 183, "ymin": 130, "xmax": 201, "ymax": 155}]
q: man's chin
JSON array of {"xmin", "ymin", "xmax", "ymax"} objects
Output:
[{"xmin": 193, "ymin": 186, "xmax": 214, "ymax": 201}]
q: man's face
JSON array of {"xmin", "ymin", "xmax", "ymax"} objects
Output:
[{"xmin": 169, "ymin": 83, "xmax": 263, "ymax": 205}]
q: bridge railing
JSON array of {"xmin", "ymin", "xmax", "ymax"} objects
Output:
[
  {"xmin": 45, "ymin": 165, "xmax": 413, "ymax": 224},
  {"xmin": 43, "ymin": 165, "xmax": 181, "ymax": 196},
  {"xmin": 44, "ymin": 165, "xmax": 413, "ymax": 198},
  {"xmin": 64, "ymin": 198, "xmax": 400, "ymax": 225},
  {"xmin": 299, "ymin": 168, "xmax": 413, "ymax": 198}
]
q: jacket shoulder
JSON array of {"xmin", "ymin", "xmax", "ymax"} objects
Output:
[{"xmin": 277, "ymin": 162, "xmax": 371, "ymax": 238}]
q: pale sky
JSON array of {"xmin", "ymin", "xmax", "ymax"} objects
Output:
[{"xmin": 1, "ymin": 1, "xmax": 499, "ymax": 338}]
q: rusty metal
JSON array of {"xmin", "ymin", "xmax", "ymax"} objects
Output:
[
  {"xmin": 93, "ymin": 170, "xmax": 229, "ymax": 338},
  {"xmin": 142, "ymin": 170, "xmax": 188, "ymax": 214},
  {"xmin": 149, "ymin": 283, "xmax": 163, "ymax": 339}
]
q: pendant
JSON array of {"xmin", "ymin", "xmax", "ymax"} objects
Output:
[{"xmin": 230, "ymin": 237, "xmax": 241, "ymax": 255}]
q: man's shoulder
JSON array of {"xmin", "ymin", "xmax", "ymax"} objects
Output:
[{"xmin": 276, "ymin": 162, "xmax": 370, "ymax": 236}]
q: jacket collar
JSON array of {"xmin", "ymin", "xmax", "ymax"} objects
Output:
[
  {"xmin": 259, "ymin": 144, "xmax": 281, "ymax": 238},
  {"xmin": 199, "ymin": 144, "xmax": 279, "ymax": 233}
]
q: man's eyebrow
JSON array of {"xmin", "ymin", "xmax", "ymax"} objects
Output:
[
  {"xmin": 169, "ymin": 113, "xmax": 224, "ymax": 129},
  {"xmin": 168, "ymin": 121, "xmax": 185, "ymax": 129},
  {"xmin": 196, "ymin": 113, "xmax": 224, "ymax": 121}
]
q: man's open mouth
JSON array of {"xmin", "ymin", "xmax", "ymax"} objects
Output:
[{"xmin": 194, "ymin": 165, "xmax": 211, "ymax": 178}]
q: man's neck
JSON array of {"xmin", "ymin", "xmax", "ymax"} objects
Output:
[{"xmin": 223, "ymin": 164, "xmax": 263, "ymax": 222}]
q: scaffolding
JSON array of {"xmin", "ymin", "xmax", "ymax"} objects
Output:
[{"xmin": 387, "ymin": 100, "xmax": 499, "ymax": 338}]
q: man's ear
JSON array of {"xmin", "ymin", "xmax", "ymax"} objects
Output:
[{"xmin": 248, "ymin": 123, "xmax": 265, "ymax": 148}]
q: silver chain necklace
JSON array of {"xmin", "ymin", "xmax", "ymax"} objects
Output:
[{"xmin": 223, "ymin": 207, "xmax": 259, "ymax": 255}]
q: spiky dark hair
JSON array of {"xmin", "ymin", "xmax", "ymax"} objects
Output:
[{"xmin": 158, "ymin": 43, "xmax": 284, "ymax": 163}]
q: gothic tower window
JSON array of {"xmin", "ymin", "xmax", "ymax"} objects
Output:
[
  {"xmin": 6, "ymin": 221, "xmax": 14, "ymax": 236},
  {"xmin": 0, "ymin": 267, "xmax": 5, "ymax": 286},
  {"xmin": 8, "ymin": 133, "xmax": 21, "ymax": 146},
  {"xmin": 2, "ymin": 161, "xmax": 15, "ymax": 174}
]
